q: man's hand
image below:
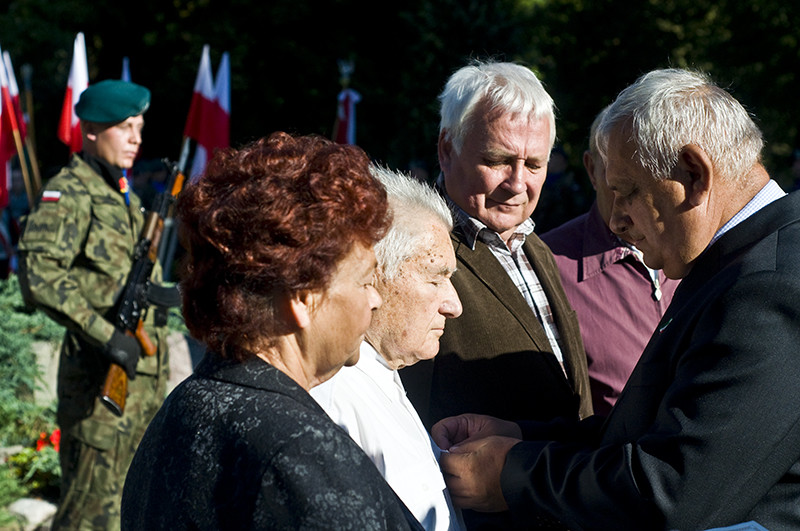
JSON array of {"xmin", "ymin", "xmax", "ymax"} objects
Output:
[
  {"xmin": 103, "ymin": 329, "xmax": 141, "ymax": 380},
  {"xmin": 432, "ymin": 413, "xmax": 522, "ymax": 450},
  {"xmin": 439, "ymin": 435, "xmax": 520, "ymax": 512}
]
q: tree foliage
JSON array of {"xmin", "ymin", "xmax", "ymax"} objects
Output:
[{"xmin": 1, "ymin": 0, "xmax": 798, "ymax": 228}]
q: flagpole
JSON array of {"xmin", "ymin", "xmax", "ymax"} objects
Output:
[
  {"xmin": 11, "ymin": 131, "xmax": 32, "ymax": 210},
  {"xmin": 20, "ymin": 64, "xmax": 41, "ymax": 196},
  {"xmin": 2, "ymin": 90, "xmax": 34, "ymax": 210}
]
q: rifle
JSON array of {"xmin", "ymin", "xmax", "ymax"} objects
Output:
[{"xmin": 100, "ymin": 159, "xmax": 186, "ymax": 416}]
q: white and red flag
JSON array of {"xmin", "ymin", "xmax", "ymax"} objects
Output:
[
  {"xmin": 0, "ymin": 46, "xmax": 21, "ymax": 209},
  {"xmin": 333, "ymin": 87, "xmax": 361, "ymax": 145},
  {"xmin": 57, "ymin": 32, "xmax": 89, "ymax": 154},
  {"xmin": 182, "ymin": 45, "xmax": 214, "ymax": 179},
  {"xmin": 3, "ymin": 51, "xmax": 26, "ymax": 141},
  {"xmin": 183, "ymin": 46, "xmax": 230, "ymax": 180}
]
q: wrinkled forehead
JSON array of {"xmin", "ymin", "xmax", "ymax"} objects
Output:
[{"xmin": 401, "ymin": 223, "xmax": 456, "ymax": 276}]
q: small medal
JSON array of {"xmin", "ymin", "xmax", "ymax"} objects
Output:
[{"xmin": 119, "ymin": 171, "xmax": 131, "ymax": 206}]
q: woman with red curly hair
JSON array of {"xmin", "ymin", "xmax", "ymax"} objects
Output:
[{"xmin": 121, "ymin": 132, "xmax": 423, "ymax": 530}]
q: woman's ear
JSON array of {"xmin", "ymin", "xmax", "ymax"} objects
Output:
[
  {"xmin": 678, "ymin": 144, "xmax": 714, "ymax": 207},
  {"xmin": 287, "ymin": 291, "xmax": 314, "ymax": 329}
]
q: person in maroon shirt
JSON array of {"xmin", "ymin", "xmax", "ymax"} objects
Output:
[{"xmin": 541, "ymin": 107, "xmax": 679, "ymax": 416}]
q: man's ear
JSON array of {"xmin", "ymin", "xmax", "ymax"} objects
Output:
[
  {"xmin": 583, "ymin": 150, "xmax": 597, "ymax": 190},
  {"xmin": 438, "ymin": 130, "xmax": 453, "ymax": 176},
  {"xmin": 287, "ymin": 291, "xmax": 314, "ymax": 329},
  {"xmin": 82, "ymin": 123, "xmax": 98, "ymax": 143},
  {"xmin": 678, "ymin": 144, "xmax": 714, "ymax": 207}
]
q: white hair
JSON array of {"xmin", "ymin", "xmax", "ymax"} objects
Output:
[
  {"xmin": 597, "ymin": 68, "xmax": 764, "ymax": 182},
  {"xmin": 438, "ymin": 60, "xmax": 556, "ymax": 153},
  {"xmin": 370, "ymin": 165, "xmax": 453, "ymax": 280}
]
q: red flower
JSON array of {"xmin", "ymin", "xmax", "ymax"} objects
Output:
[
  {"xmin": 34, "ymin": 429, "xmax": 61, "ymax": 452},
  {"xmin": 50, "ymin": 429, "xmax": 61, "ymax": 452},
  {"xmin": 35, "ymin": 432, "xmax": 48, "ymax": 452}
]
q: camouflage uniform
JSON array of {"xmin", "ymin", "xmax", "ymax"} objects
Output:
[{"xmin": 18, "ymin": 154, "xmax": 169, "ymax": 531}]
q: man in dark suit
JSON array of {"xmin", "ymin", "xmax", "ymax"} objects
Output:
[
  {"xmin": 400, "ymin": 60, "xmax": 592, "ymax": 434},
  {"xmin": 431, "ymin": 68, "xmax": 800, "ymax": 530}
]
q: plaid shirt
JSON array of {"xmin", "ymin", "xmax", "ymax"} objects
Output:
[{"xmin": 443, "ymin": 191, "xmax": 566, "ymax": 366}]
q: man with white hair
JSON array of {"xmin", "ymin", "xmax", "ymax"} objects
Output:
[
  {"xmin": 433, "ymin": 68, "xmax": 800, "ymax": 530},
  {"xmin": 312, "ymin": 166, "xmax": 464, "ymax": 531},
  {"xmin": 400, "ymin": 60, "xmax": 592, "ymax": 436},
  {"xmin": 400, "ymin": 61, "xmax": 593, "ymax": 530}
]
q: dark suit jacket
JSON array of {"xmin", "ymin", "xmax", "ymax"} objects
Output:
[
  {"xmin": 122, "ymin": 351, "xmax": 423, "ymax": 530},
  {"xmin": 502, "ymin": 191, "xmax": 800, "ymax": 530},
  {"xmin": 402, "ymin": 225, "xmax": 593, "ymax": 430}
]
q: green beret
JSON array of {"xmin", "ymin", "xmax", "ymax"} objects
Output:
[{"xmin": 75, "ymin": 80, "xmax": 151, "ymax": 123}]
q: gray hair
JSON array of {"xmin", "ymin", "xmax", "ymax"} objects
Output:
[
  {"xmin": 588, "ymin": 105, "xmax": 610, "ymax": 158},
  {"xmin": 438, "ymin": 60, "xmax": 556, "ymax": 153},
  {"xmin": 597, "ymin": 68, "xmax": 764, "ymax": 182},
  {"xmin": 370, "ymin": 165, "xmax": 453, "ymax": 280}
]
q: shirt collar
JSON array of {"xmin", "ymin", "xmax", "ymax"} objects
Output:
[
  {"xmin": 709, "ymin": 179, "xmax": 786, "ymax": 247},
  {"xmin": 80, "ymin": 151, "xmax": 124, "ymax": 191},
  {"xmin": 580, "ymin": 202, "xmax": 641, "ymax": 280},
  {"xmin": 358, "ymin": 341, "xmax": 398, "ymax": 389},
  {"xmin": 436, "ymin": 173, "xmax": 536, "ymax": 251}
]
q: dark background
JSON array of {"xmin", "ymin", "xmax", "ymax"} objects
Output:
[{"xmin": 2, "ymin": 0, "xmax": 799, "ymax": 232}]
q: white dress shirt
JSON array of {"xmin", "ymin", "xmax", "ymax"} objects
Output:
[
  {"xmin": 311, "ymin": 342, "xmax": 463, "ymax": 531},
  {"xmin": 710, "ymin": 179, "xmax": 786, "ymax": 246}
]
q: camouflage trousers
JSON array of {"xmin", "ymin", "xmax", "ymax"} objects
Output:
[{"xmin": 51, "ymin": 370, "xmax": 167, "ymax": 531}]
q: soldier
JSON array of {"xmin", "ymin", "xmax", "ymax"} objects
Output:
[{"xmin": 17, "ymin": 80, "xmax": 172, "ymax": 530}]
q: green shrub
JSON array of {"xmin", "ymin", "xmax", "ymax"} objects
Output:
[
  {"xmin": 7, "ymin": 441, "xmax": 61, "ymax": 499},
  {"xmin": 0, "ymin": 275, "xmax": 63, "ymax": 517},
  {"xmin": 0, "ymin": 276, "xmax": 62, "ymax": 447},
  {"xmin": 0, "ymin": 275, "xmax": 189, "ymax": 514},
  {"xmin": 0, "ymin": 461, "xmax": 26, "ymax": 527}
]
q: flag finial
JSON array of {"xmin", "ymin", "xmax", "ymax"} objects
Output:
[{"xmin": 337, "ymin": 59, "xmax": 354, "ymax": 88}]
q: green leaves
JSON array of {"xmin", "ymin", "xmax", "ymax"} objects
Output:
[{"xmin": 0, "ymin": 276, "xmax": 62, "ymax": 447}]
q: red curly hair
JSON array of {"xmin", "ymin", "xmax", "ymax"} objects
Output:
[{"xmin": 177, "ymin": 132, "xmax": 390, "ymax": 360}]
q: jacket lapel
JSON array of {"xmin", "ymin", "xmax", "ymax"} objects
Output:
[{"xmin": 451, "ymin": 231, "xmax": 551, "ymax": 351}]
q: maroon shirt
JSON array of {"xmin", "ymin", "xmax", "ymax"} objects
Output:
[{"xmin": 540, "ymin": 202, "xmax": 679, "ymax": 416}]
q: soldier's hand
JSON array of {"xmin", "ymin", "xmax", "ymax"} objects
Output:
[{"xmin": 104, "ymin": 330, "xmax": 142, "ymax": 380}]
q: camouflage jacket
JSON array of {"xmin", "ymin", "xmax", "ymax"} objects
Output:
[{"xmin": 18, "ymin": 154, "xmax": 165, "ymax": 365}]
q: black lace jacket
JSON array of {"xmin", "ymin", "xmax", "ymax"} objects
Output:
[{"xmin": 122, "ymin": 351, "xmax": 422, "ymax": 530}]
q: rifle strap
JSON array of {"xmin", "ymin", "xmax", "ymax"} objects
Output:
[{"xmin": 147, "ymin": 283, "xmax": 182, "ymax": 308}]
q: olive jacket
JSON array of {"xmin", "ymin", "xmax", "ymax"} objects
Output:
[{"xmin": 402, "ymin": 226, "xmax": 593, "ymax": 429}]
